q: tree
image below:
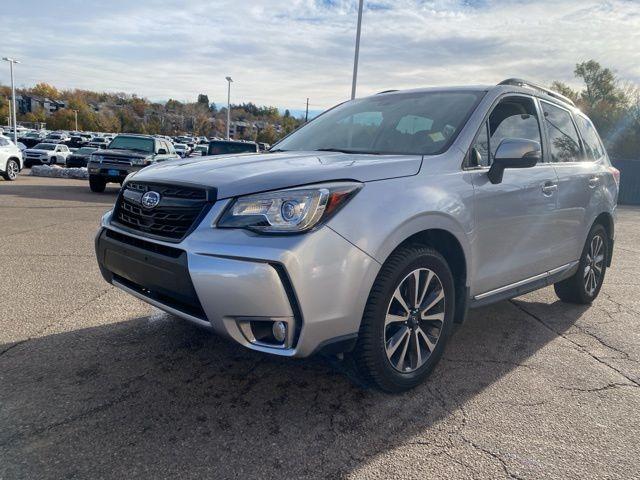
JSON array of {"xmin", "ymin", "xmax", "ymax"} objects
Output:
[
  {"xmin": 197, "ymin": 94, "xmax": 209, "ymax": 106},
  {"xmin": 574, "ymin": 60, "xmax": 626, "ymax": 109},
  {"xmin": 256, "ymin": 124, "xmax": 278, "ymax": 144},
  {"xmin": 30, "ymin": 82, "xmax": 60, "ymax": 100}
]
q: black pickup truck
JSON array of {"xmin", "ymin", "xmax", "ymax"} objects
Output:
[{"xmin": 87, "ymin": 134, "xmax": 180, "ymax": 192}]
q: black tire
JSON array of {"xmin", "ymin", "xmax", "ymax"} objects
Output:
[
  {"xmin": 89, "ymin": 175, "xmax": 107, "ymax": 193},
  {"xmin": 2, "ymin": 159, "xmax": 20, "ymax": 181},
  {"xmin": 554, "ymin": 224, "xmax": 608, "ymax": 304},
  {"xmin": 352, "ymin": 245, "xmax": 455, "ymax": 393},
  {"xmin": 50, "ymin": 156, "xmax": 57, "ymax": 165}
]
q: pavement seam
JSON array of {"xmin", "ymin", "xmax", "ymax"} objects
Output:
[
  {"xmin": 509, "ymin": 300, "xmax": 640, "ymax": 388},
  {"xmin": 0, "ymin": 288, "xmax": 113, "ymax": 362}
]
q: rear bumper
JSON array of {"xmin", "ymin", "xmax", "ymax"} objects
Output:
[{"xmin": 95, "ymin": 204, "xmax": 379, "ymax": 357}]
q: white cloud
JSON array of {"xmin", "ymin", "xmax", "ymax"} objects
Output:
[{"xmin": 1, "ymin": 0, "xmax": 639, "ymax": 111}]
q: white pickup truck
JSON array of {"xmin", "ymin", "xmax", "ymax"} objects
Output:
[{"xmin": 23, "ymin": 142, "xmax": 72, "ymax": 167}]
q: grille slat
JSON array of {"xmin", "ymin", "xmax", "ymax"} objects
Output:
[{"xmin": 112, "ymin": 182, "xmax": 213, "ymax": 242}]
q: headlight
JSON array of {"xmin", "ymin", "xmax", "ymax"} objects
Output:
[
  {"xmin": 218, "ymin": 182, "xmax": 362, "ymax": 233},
  {"xmin": 131, "ymin": 157, "xmax": 152, "ymax": 166},
  {"xmin": 91, "ymin": 155, "xmax": 104, "ymax": 163}
]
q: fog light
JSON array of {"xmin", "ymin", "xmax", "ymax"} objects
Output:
[{"xmin": 272, "ymin": 321, "xmax": 287, "ymax": 343}]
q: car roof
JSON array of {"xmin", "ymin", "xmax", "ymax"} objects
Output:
[{"xmin": 371, "ymin": 80, "xmax": 577, "ymax": 111}]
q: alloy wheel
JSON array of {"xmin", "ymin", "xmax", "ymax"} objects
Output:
[
  {"xmin": 384, "ymin": 268, "xmax": 445, "ymax": 373},
  {"xmin": 584, "ymin": 234, "xmax": 605, "ymax": 296},
  {"xmin": 7, "ymin": 160, "xmax": 18, "ymax": 180}
]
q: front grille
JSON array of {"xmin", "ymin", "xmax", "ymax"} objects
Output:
[
  {"xmin": 112, "ymin": 182, "xmax": 215, "ymax": 242},
  {"xmin": 101, "ymin": 155, "xmax": 132, "ymax": 165}
]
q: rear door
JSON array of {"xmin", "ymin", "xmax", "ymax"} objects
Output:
[
  {"xmin": 469, "ymin": 94, "xmax": 561, "ymax": 294},
  {"xmin": 540, "ymin": 100, "xmax": 602, "ymax": 265}
]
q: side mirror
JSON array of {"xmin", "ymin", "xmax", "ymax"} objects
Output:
[
  {"xmin": 487, "ymin": 138, "xmax": 541, "ymax": 184},
  {"xmin": 157, "ymin": 148, "xmax": 167, "ymax": 154}
]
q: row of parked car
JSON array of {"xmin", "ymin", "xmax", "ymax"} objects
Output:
[{"xmin": 0, "ymin": 128, "xmax": 270, "ymax": 189}]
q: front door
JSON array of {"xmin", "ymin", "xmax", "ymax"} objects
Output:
[{"xmin": 469, "ymin": 95, "xmax": 561, "ymax": 296}]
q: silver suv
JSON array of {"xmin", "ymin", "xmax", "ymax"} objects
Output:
[{"xmin": 95, "ymin": 79, "xmax": 619, "ymax": 392}]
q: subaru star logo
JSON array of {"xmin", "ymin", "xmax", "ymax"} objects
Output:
[{"xmin": 141, "ymin": 191, "xmax": 161, "ymax": 209}]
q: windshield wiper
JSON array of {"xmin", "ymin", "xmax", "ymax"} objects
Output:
[
  {"xmin": 269, "ymin": 148, "xmax": 288, "ymax": 153},
  {"xmin": 316, "ymin": 148, "xmax": 381, "ymax": 155}
]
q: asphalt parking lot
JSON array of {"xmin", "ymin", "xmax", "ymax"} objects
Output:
[{"xmin": 1, "ymin": 173, "xmax": 639, "ymax": 479}]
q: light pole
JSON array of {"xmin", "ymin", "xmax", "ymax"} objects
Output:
[
  {"xmin": 351, "ymin": 0, "xmax": 364, "ymax": 100},
  {"xmin": 225, "ymin": 76, "xmax": 233, "ymax": 140},
  {"xmin": 72, "ymin": 109, "xmax": 79, "ymax": 131},
  {"xmin": 2, "ymin": 57, "xmax": 20, "ymax": 145}
]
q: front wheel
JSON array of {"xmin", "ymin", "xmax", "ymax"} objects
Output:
[
  {"xmin": 89, "ymin": 175, "xmax": 107, "ymax": 193},
  {"xmin": 2, "ymin": 159, "xmax": 20, "ymax": 180},
  {"xmin": 554, "ymin": 224, "xmax": 608, "ymax": 304},
  {"xmin": 352, "ymin": 245, "xmax": 455, "ymax": 393}
]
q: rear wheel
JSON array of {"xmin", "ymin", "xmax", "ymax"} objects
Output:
[
  {"xmin": 352, "ymin": 245, "xmax": 455, "ymax": 392},
  {"xmin": 2, "ymin": 159, "xmax": 19, "ymax": 180},
  {"xmin": 89, "ymin": 175, "xmax": 107, "ymax": 193},
  {"xmin": 554, "ymin": 224, "xmax": 608, "ymax": 304}
]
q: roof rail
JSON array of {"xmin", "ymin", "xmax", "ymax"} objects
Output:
[
  {"xmin": 498, "ymin": 78, "xmax": 575, "ymax": 107},
  {"xmin": 376, "ymin": 89, "xmax": 398, "ymax": 95}
]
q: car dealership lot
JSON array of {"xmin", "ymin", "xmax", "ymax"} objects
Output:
[{"xmin": 1, "ymin": 174, "xmax": 639, "ymax": 479}]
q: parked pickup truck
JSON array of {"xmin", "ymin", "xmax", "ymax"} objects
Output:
[
  {"xmin": 87, "ymin": 134, "xmax": 180, "ymax": 192},
  {"xmin": 23, "ymin": 143, "xmax": 72, "ymax": 167}
]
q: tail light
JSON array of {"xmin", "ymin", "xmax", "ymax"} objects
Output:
[{"xmin": 609, "ymin": 166, "xmax": 620, "ymax": 187}]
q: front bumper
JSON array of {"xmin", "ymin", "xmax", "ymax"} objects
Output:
[
  {"xmin": 88, "ymin": 162, "xmax": 144, "ymax": 181},
  {"xmin": 95, "ymin": 202, "xmax": 379, "ymax": 357}
]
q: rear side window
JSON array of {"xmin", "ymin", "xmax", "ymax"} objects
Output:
[
  {"xmin": 576, "ymin": 115, "xmax": 605, "ymax": 161},
  {"xmin": 541, "ymin": 102, "xmax": 582, "ymax": 162}
]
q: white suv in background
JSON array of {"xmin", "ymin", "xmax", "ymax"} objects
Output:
[{"xmin": 0, "ymin": 135, "xmax": 23, "ymax": 181}]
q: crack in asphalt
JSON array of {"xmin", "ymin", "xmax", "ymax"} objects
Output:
[
  {"xmin": 0, "ymin": 390, "xmax": 138, "ymax": 448},
  {"xmin": 509, "ymin": 300, "xmax": 640, "ymax": 388},
  {"xmin": 0, "ymin": 288, "xmax": 113, "ymax": 362},
  {"xmin": 0, "ymin": 340, "xmax": 28, "ymax": 357}
]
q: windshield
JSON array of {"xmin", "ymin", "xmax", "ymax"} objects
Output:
[
  {"xmin": 108, "ymin": 136, "xmax": 154, "ymax": 153},
  {"xmin": 274, "ymin": 91, "xmax": 483, "ymax": 155},
  {"xmin": 208, "ymin": 141, "xmax": 257, "ymax": 155},
  {"xmin": 34, "ymin": 143, "xmax": 55, "ymax": 150},
  {"xmin": 77, "ymin": 147, "xmax": 97, "ymax": 154}
]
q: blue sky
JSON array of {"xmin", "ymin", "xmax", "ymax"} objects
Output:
[{"xmin": 2, "ymin": 0, "xmax": 639, "ymax": 111}]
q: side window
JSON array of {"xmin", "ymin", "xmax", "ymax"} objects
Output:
[
  {"xmin": 489, "ymin": 96, "xmax": 542, "ymax": 161},
  {"xmin": 541, "ymin": 102, "xmax": 582, "ymax": 162},
  {"xmin": 576, "ymin": 115, "xmax": 605, "ymax": 161}
]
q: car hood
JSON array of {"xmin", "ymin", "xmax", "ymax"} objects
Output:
[
  {"xmin": 25, "ymin": 149, "xmax": 52, "ymax": 154},
  {"xmin": 96, "ymin": 148, "xmax": 150, "ymax": 159},
  {"xmin": 130, "ymin": 151, "xmax": 423, "ymax": 199}
]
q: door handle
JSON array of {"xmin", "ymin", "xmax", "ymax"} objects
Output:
[
  {"xmin": 588, "ymin": 176, "xmax": 600, "ymax": 188},
  {"xmin": 541, "ymin": 182, "xmax": 557, "ymax": 196}
]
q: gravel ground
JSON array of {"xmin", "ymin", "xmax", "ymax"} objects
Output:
[{"xmin": 1, "ymin": 173, "xmax": 639, "ymax": 479}]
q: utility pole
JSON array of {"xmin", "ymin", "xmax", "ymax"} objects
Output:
[
  {"xmin": 225, "ymin": 76, "xmax": 233, "ymax": 140},
  {"xmin": 2, "ymin": 57, "xmax": 20, "ymax": 145},
  {"xmin": 305, "ymin": 98, "xmax": 309, "ymax": 122},
  {"xmin": 72, "ymin": 109, "xmax": 78, "ymax": 131},
  {"xmin": 351, "ymin": 0, "xmax": 364, "ymax": 100}
]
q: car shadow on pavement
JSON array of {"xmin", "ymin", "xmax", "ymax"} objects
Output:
[
  {"xmin": 0, "ymin": 297, "xmax": 589, "ymax": 479},
  {"xmin": 0, "ymin": 182, "xmax": 120, "ymax": 204}
]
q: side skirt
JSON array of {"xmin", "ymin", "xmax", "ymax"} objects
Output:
[{"xmin": 469, "ymin": 261, "xmax": 579, "ymax": 309}]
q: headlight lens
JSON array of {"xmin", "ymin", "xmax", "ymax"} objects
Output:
[
  {"xmin": 91, "ymin": 154, "xmax": 104, "ymax": 163},
  {"xmin": 218, "ymin": 182, "xmax": 362, "ymax": 233}
]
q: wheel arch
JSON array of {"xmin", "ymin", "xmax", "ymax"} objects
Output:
[
  {"xmin": 592, "ymin": 211, "xmax": 615, "ymax": 266},
  {"xmin": 381, "ymin": 224, "xmax": 470, "ymax": 324}
]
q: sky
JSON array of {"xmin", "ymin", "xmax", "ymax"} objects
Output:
[{"xmin": 2, "ymin": 0, "xmax": 639, "ymax": 112}]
